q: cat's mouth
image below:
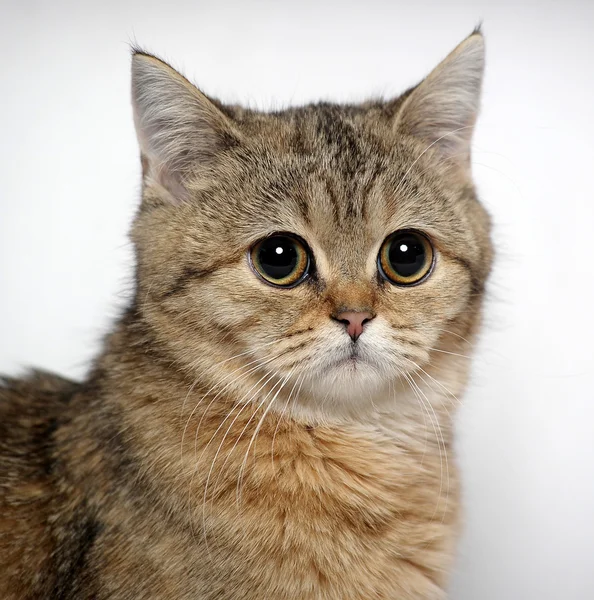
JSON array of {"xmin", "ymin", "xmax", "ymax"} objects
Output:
[{"xmin": 330, "ymin": 346, "xmax": 367, "ymax": 369}]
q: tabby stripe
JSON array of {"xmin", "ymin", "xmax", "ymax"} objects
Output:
[{"xmin": 160, "ymin": 265, "xmax": 218, "ymax": 300}]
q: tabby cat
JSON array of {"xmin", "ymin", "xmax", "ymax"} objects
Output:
[{"xmin": 0, "ymin": 30, "xmax": 492, "ymax": 599}]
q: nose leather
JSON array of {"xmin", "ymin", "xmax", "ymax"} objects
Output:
[{"xmin": 333, "ymin": 310, "xmax": 375, "ymax": 341}]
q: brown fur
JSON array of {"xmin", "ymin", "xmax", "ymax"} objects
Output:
[{"xmin": 0, "ymin": 31, "xmax": 492, "ymax": 599}]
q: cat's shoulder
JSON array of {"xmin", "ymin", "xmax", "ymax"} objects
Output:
[
  {"xmin": 0, "ymin": 369, "xmax": 77, "ymax": 413},
  {"xmin": 0, "ymin": 371, "xmax": 81, "ymax": 598},
  {"xmin": 0, "ymin": 369, "xmax": 78, "ymax": 462}
]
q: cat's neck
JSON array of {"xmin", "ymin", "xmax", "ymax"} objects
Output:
[
  {"xmin": 91, "ymin": 306, "xmax": 464, "ymax": 454},
  {"xmin": 73, "ymin": 307, "xmax": 462, "ymax": 538}
]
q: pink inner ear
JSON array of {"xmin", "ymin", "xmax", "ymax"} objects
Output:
[
  {"xmin": 393, "ymin": 33, "xmax": 484, "ymax": 166},
  {"xmin": 146, "ymin": 160, "xmax": 190, "ymax": 205},
  {"xmin": 132, "ymin": 53, "xmax": 239, "ymax": 206}
]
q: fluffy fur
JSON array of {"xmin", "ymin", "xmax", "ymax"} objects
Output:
[{"xmin": 0, "ymin": 31, "xmax": 492, "ymax": 599}]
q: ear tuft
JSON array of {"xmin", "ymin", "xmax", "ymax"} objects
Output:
[
  {"xmin": 131, "ymin": 51, "xmax": 239, "ymax": 204},
  {"xmin": 394, "ymin": 31, "xmax": 485, "ymax": 170}
]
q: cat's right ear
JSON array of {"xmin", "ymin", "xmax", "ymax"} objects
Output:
[
  {"xmin": 131, "ymin": 50, "xmax": 240, "ymax": 204},
  {"xmin": 391, "ymin": 31, "xmax": 484, "ymax": 173}
]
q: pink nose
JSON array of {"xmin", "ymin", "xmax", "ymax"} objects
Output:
[{"xmin": 333, "ymin": 311, "xmax": 375, "ymax": 341}]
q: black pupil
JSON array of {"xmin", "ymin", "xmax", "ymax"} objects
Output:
[
  {"xmin": 257, "ymin": 237, "xmax": 300, "ymax": 280},
  {"xmin": 388, "ymin": 234, "xmax": 426, "ymax": 277}
]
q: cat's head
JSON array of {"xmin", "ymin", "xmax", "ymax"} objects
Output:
[{"xmin": 130, "ymin": 31, "xmax": 493, "ymax": 420}]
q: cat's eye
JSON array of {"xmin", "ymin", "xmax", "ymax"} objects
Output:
[
  {"xmin": 249, "ymin": 234, "xmax": 310, "ymax": 288},
  {"xmin": 378, "ymin": 230, "xmax": 434, "ymax": 286}
]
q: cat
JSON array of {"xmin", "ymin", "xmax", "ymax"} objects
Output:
[{"xmin": 0, "ymin": 29, "xmax": 492, "ymax": 599}]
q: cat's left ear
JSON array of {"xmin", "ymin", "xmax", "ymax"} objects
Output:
[
  {"xmin": 131, "ymin": 50, "xmax": 241, "ymax": 204},
  {"xmin": 393, "ymin": 30, "xmax": 484, "ymax": 171}
]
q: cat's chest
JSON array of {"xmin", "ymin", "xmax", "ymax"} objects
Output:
[
  {"xmin": 195, "ymin": 419, "xmax": 453, "ymax": 596},
  {"xmin": 175, "ymin": 408, "xmax": 454, "ymax": 536},
  {"xmin": 101, "ymin": 412, "xmax": 456, "ymax": 599}
]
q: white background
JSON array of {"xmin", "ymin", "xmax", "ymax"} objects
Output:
[{"xmin": 1, "ymin": 1, "xmax": 593, "ymax": 598}]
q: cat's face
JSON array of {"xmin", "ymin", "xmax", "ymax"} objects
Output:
[{"xmin": 131, "ymin": 33, "xmax": 492, "ymax": 419}]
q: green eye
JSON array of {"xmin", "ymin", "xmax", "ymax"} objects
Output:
[
  {"xmin": 249, "ymin": 234, "xmax": 310, "ymax": 288},
  {"xmin": 378, "ymin": 230, "xmax": 434, "ymax": 285}
]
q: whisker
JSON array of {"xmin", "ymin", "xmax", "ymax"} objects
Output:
[
  {"xmin": 181, "ymin": 352, "xmax": 279, "ymax": 462},
  {"xmin": 179, "ymin": 337, "xmax": 285, "ymax": 427},
  {"xmin": 186, "ymin": 363, "xmax": 280, "ymax": 550},
  {"xmin": 394, "ymin": 369, "xmax": 429, "ymax": 465},
  {"xmin": 191, "ymin": 350, "xmax": 289, "ymax": 456},
  {"xmin": 401, "ymin": 355, "xmax": 461, "ymax": 409},
  {"xmin": 236, "ymin": 369, "xmax": 295, "ymax": 508},
  {"xmin": 271, "ymin": 373, "xmax": 303, "ymax": 476},
  {"xmin": 433, "ymin": 327, "xmax": 474, "ymax": 346},
  {"xmin": 199, "ymin": 370, "xmax": 286, "ymax": 551},
  {"xmin": 402, "ymin": 371, "xmax": 449, "ymax": 527},
  {"xmin": 426, "ymin": 347, "xmax": 474, "ymax": 360},
  {"xmin": 394, "ymin": 125, "xmax": 473, "ymax": 194}
]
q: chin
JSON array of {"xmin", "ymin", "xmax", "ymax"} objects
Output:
[{"xmin": 298, "ymin": 354, "xmax": 392, "ymax": 417}]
